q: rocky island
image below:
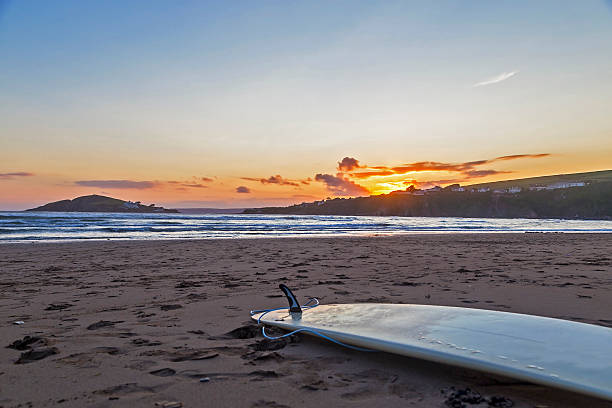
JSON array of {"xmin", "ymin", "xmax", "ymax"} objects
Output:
[{"xmin": 26, "ymin": 194, "xmax": 178, "ymax": 213}]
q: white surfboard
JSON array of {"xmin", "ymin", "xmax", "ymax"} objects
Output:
[{"xmin": 252, "ymin": 302, "xmax": 612, "ymax": 401}]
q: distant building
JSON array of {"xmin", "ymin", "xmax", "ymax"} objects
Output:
[
  {"xmin": 452, "ymin": 187, "xmax": 465, "ymax": 192},
  {"xmin": 477, "ymin": 187, "xmax": 490, "ymax": 193},
  {"xmin": 122, "ymin": 201, "xmax": 140, "ymax": 209},
  {"xmin": 508, "ymin": 187, "xmax": 522, "ymax": 193},
  {"xmin": 546, "ymin": 182, "xmax": 586, "ymax": 190},
  {"xmin": 529, "ymin": 181, "xmax": 585, "ymax": 191}
]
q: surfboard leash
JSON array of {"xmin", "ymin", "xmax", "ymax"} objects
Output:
[{"xmin": 250, "ymin": 284, "xmax": 375, "ymax": 353}]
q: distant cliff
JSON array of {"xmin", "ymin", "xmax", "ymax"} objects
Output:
[
  {"xmin": 244, "ymin": 181, "xmax": 612, "ymax": 220},
  {"xmin": 27, "ymin": 195, "xmax": 178, "ymax": 213}
]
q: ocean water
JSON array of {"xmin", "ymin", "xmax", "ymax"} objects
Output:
[{"xmin": 0, "ymin": 212, "xmax": 611, "ymax": 243}]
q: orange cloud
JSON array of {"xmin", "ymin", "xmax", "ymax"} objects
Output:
[
  {"xmin": 339, "ymin": 153, "xmax": 550, "ymax": 194},
  {"xmin": 348, "ymin": 153, "xmax": 550, "ymax": 180}
]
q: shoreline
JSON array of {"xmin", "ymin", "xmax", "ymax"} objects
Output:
[
  {"xmin": 1, "ymin": 230, "xmax": 612, "ymax": 245},
  {"xmin": 2, "ymin": 234, "xmax": 612, "ymax": 407}
]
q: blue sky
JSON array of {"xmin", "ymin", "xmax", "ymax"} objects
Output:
[{"xmin": 1, "ymin": 1, "xmax": 611, "ymax": 209}]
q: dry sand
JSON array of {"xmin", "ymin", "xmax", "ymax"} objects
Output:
[{"xmin": 1, "ymin": 233, "xmax": 611, "ymax": 408}]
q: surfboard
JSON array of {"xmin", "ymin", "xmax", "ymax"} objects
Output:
[{"xmin": 252, "ymin": 300, "xmax": 612, "ymax": 401}]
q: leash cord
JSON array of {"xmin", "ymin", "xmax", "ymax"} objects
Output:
[{"xmin": 250, "ymin": 298, "xmax": 375, "ymax": 352}]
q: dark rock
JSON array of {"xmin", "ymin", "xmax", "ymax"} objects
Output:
[
  {"xmin": 175, "ymin": 281, "xmax": 201, "ymax": 288},
  {"xmin": 488, "ymin": 396, "xmax": 514, "ymax": 407},
  {"xmin": 443, "ymin": 387, "xmax": 513, "ymax": 408},
  {"xmin": 160, "ymin": 304, "xmax": 182, "ymax": 311},
  {"xmin": 251, "ymin": 335, "xmax": 299, "ymax": 352},
  {"xmin": 226, "ymin": 325, "xmax": 259, "ymax": 339},
  {"xmin": 87, "ymin": 320, "xmax": 123, "ymax": 330},
  {"xmin": 150, "ymin": 368, "xmax": 176, "ymax": 377},
  {"xmin": 7, "ymin": 336, "xmax": 47, "ymax": 350},
  {"xmin": 249, "ymin": 370, "xmax": 279, "ymax": 378},
  {"xmin": 45, "ymin": 303, "xmax": 73, "ymax": 311},
  {"xmin": 15, "ymin": 347, "xmax": 59, "ymax": 364},
  {"xmin": 169, "ymin": 351, "xmax": 219, "ymax": 362},
  {"xmin": 131, "ymin": 338, "xmax": 162, "ymax": 347}
]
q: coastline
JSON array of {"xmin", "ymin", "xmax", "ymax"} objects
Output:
[{"xmin": 2, "ymin": 234, "xmax": 612, "ymax": 407}]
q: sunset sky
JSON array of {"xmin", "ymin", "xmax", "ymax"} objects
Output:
[{"xmin": 1, "ymin": 1, "xmax": 611, "ymax": 210}]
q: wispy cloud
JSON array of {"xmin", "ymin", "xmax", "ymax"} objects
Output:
[
  {"xmin": 241, "ymin": 175, "xmax": 310, "ymax": 187},
  {"xmin": 473, "ymin": 71, "xmax": 518, "ymax": 87},
  {"xmin": 75, "ymin": 180, "xmax": 158, "ymax": 189},
  {"xmin": 0, "ymin": 172, "xmax": 34, "ymax": 180}
]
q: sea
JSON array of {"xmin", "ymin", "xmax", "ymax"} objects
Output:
[{"xmin": 0, "ymin": 211, "xmax": 611, "ymax": 243}]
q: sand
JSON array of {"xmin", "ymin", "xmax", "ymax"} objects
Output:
[{"xmin": 1, "ymin": 233, "xmax": 611, "ymax": 408}]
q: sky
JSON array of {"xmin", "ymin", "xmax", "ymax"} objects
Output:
[{"xmin": 1, "ymin": 0, "xmax": 611, "ymax": 210}]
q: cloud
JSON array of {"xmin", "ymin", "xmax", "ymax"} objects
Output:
[
  {"xmin": 337, "ymin": 157, "xmax": 365, "ymax": 172},
  {"xmin": 493, "ymin": 153, "xmax": 550, "ymax": 161},
  {"xmin": 0, "ymin": 172, "xmax": 34, "ymax": 179},
  {"xmin": 343, "ymin": 152, "xmax": 550, "ymax": 190},
  {"xmin": 348, "ymin": 153, "xmax": 549, "ymax": 180},
  {"xmin": 236, "ymin": 186, "xmax": 251, "ymax": 193},
  {"xmin": 241, "ymin": 175, "xmax": 310, "ymax": 187},
  {"xmin": 180, "ymin": 183, "xmax": 208, "ymax": 188},
  {"xmin": 349, "ymin": 170, "xmax": 396, "ymax": 179},
  {"xmin": 167, "ymin": 177, "xmax": 212, "ymax": 189},
  {"xmin": 473, "ymin": 71, "xmax": 518, "ymax": 87},
  {"xmin": 75, "ymin": 180, "xmax": 157, "ymax": 189},
  {"xmin": 314, "ymin": 173, "xmax": 369, "ymax": 196}
]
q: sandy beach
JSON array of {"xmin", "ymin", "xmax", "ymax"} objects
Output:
[{"xmin": 1, "ymin": 233, "xmax": 612, "ymax": 408}]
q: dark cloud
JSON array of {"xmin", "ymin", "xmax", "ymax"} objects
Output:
[
  {"xmin": 236, "ymin": 186, "xmax": 251, "ymax": 193},
  {"xmin": 337, "ymin": 157, "xmax": 364, "ymax": 172},
  {"xmin": 314, "ymin": 173, "xmax": 369, "ymax": 196},
  {"xmin": 200, "ymin": 177, "xmax": 214, "ymax": 182},
  {"xmin": 167, "ymin": 179, "xmax": 209, "ymax": 189},
  {"xmin": 75, "ymin": 180, "xmax": 157, "ymax": 189},
  {"xmin": 0, "ymin": 172, "xmax": 34, "ymax": 179},
  {"xmin": 241, "ymin": 175, "xmax": 309, "ymax": 187},
  {"xmin": 494, "ymin": 153, "xmax": 550, "ymax": 161},
  {"xmin": 181, "ymin": 183, "xmax": 208, "ymax": 188}
]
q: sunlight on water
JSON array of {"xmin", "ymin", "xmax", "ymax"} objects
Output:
[{"xmin": 0, "ymin": 212, "xmax": 611, "ymax": 243}]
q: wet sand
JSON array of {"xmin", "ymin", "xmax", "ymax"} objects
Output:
[{"xmin": 1, "ymin": 234, "xmax": 612, "ymax": 407}]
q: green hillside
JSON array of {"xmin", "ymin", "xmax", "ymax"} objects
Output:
[
  {"xmin": 466, "ymin": 170, "xmax": 612, "ymax": 190},
  {"xmin": 244, "ymin": 170, "xmax": 612, "ymax": 220}
]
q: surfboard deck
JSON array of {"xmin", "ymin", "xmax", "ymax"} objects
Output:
[{"xmin": 252, "ymin": 303, "xmax": 612, "ymax": 401}]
